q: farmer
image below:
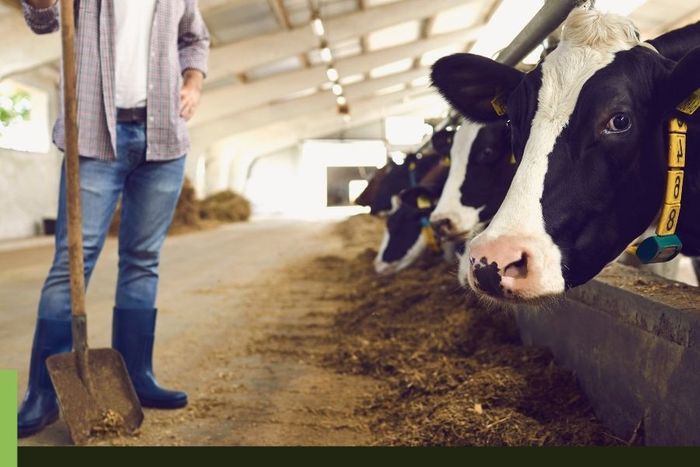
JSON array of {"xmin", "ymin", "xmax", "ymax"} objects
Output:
[{"xmin": 18, "ymin": 0, "xmax": 210, "ymax": 437}]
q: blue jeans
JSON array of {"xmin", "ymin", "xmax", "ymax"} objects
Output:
[{"xmin": 38, "ymin": 122, "xmax": 186, "ymax": 319}]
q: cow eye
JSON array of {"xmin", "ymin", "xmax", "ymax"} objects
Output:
[{"xmin": 604, "ymin": 113, "xmax": 631, "ymax": 134}]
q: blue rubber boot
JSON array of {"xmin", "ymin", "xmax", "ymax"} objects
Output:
[
  {"xmin": 18, "ymin": 318, "xmax": 72, "ymax": 438},
  {"xmin": 112, "ymin": 307, "xmax": 187, "ymax": 409}
]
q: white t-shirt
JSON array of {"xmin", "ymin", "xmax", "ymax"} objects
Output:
[{"xmin": 114, "ymin": 0, "xmax": 157, "ymax": 109}]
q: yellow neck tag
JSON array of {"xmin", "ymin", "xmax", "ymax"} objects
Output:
[
  {"xmin": 657, "ymin": 119, "xmax": 687, "ymax": 235},
  {"xmin": 509, "ymin": 154, "xmax": 516, "ymax": 165},
  {"xmin": 441, "ymin": 157, "xmax": 451, "ymax": 167},
  {"xmin": 422, "ymin": 226, "xmax": 440, "ymax": 252},
  {"xmin": 628, "ymin": 117, "xmax": 688, "ymax": 257},
  {"xmin": 669, "ymin": 118, "xmax": 687, "ymax": 134}
]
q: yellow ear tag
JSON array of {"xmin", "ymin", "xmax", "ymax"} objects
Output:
[
  {"xmin": 509, "ymin": 154, "xmax": 516, "ymax": 165},
  {"xmin": 677, "ymin": 88, "xmax": 700, "ymax": 115},
  {"xmin": 441, "ymin": 157, "xmax": 451, "ymax": 167},
  {"xmin": 416, "ymin": 196, "xmax": 432, "ymax": 210},
  {"xmin": 491, "ymin": 95, "xmax": 507, "ymax": 116}
]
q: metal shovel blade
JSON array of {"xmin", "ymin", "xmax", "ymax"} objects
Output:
[{"xmin": 47, "ymin": 348, "xmax": 144, "ymax": 445}]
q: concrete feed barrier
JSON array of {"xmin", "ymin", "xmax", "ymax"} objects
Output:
[{"xmin": 513, "ymin": 262, "xmax": 700, "ymax": 446}]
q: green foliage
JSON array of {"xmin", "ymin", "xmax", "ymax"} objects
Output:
[{"xmin": 0, "ymin": 89, "xmax": 31, "ymax": 129}]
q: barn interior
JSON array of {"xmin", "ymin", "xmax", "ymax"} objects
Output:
[{"xmin": 2, "ymin": 0, "xmax": 700, "ymax": 447}]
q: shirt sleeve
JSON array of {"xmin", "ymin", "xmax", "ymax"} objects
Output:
[
  {"xmin": 178, "ymin": 0, "xmax": 211, "ymax": 78},
  {"xmin": 21, "ymin": 0, "xmax": 60, "ymax": 35}
]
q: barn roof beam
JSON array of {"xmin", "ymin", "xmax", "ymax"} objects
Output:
[
  {"xmin": 190, "ymin": 66, "xmax": 430, "ymax": 143},
  {"xmin": 195, "ymin": 88, "xmax": 441, "ymax": 163},
  {"xmin": 206, "ymin": 0, "xmax": 479, "ymax": 82},
  {"xmin": 0, "ymin": 0, "xmax": 478, "ymax": 83},
  {"xmin": 191, "ymin": 24, "xmax": 482, "ymax": 126}
]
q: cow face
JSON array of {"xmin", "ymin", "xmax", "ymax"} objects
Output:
[
  {"xmin": 431, "ymin": 127, "xmax": 456, "ymax": 156},
  {"xmin": 369, "ymin": 153, "xmax": 435, "ymax": 215},
  {"xmin": 374, "ymin": 187, "xmax": 436, "ymax": 275},
  {"xmin": 431, "ymin": 121, "xmax": 513, "ymax": 241},
  {"xmin": 432, "ymin": 8, "xmax": 700, "ymax": 302},
  {"xmin": 355, "ymin": 162, "xmax": 393, "ymax": 208}
]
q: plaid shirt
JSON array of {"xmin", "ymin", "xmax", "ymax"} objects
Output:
[{"xmin": 21, "ymin": 0, "xmax": 210, "ymax": 161}]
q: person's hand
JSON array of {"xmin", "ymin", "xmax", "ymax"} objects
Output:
[{"xmin": 180, "ymin": 69, "xmax": 204, "ymax": 121}]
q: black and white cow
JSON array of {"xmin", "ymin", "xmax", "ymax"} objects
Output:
[
  {"xmin": 374, "ymin": 121, "xmax": 512, "ymax": 274},
  {"xmin": 431, "ymin": 8, "xmax": 700, "ymax": 301},
  {"xmin": 430, "ymin": 120, "xmax": 513, "ymax": 241},
  {"xmin": 364, "ymin": 128, "xmax": 455, "ymax": 216},
  {"xmin": 355, "ymin": 163, "xmax": 393, "ymax": 208},
  {"xmin": 368, "ymin": 152, "xmax": 441, "ymax": 216},
  {"xmin": 374, "ymin": 159, "xmax": 450, "ymax": 274}
]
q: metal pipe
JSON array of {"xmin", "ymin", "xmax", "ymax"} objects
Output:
[
  {"xmin": 496, "ymin": 0, "xmax": 585, "ymax": 66},
  {"xmin": 415, "ymin": 0, "xmax": 588, "ymax": 155},
  {"xmin": 416, "ymin": 0, "xmax": 585, "ymax": 154}
]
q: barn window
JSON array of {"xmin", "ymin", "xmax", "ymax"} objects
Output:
[{"xmin": 0, "ymin": 79, "xmax": 50, "ymax": 154}]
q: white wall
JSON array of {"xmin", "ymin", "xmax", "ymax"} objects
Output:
[
  {"xmin": 0, "ymin": 70, "xmax": 61, "ymax": 241},
  {"xmin": 244, "ymin": 146, "xmax": 300, "ymax": 215}
]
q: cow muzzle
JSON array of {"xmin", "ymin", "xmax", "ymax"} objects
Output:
[{"xmin": 461, "ymin": 234, "xmax": 565, "ymax": 301}]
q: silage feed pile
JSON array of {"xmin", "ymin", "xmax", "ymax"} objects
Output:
[
  {"xmin": 199, "ymin": 190, "xmax": 251, "ymax": 223},
  {"xmin": 317, "ymin": 215, "xmax": 620, "ymax": 446},
  {"xmin": 110, "ymin": 178, "xmax": 251, "ymax": 236}
]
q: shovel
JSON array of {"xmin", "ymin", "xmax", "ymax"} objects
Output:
[{"xmin": 45, "ymin": 0, "xmax": 143, "ymax": 445}]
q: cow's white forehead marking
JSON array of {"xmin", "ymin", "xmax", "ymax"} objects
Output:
[
  {"xmin": 431, "ymin": 122, "xmax": 484, "ymax": 233},
  {"xmin": 471, "ymin": 8, "xmax": 644, "ymax": 295}
]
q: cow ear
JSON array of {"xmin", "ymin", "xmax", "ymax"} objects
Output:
[
  {"xmin": 431, "ymin": 128, "xmax": 456, "ymax": 155},
  {"xmin": 431, "ymin": 53, "xmax": 524, "ymax": 123},
  {"xmin": 660, "ymin": 48, "xmax": 700, "ymax": 121}
]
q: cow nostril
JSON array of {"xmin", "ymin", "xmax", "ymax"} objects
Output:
[
  {"xmin": 439, "ymin": 220, "xmax": 453, "ymax": 236},
  {"xmin": 431, "ymin": 218, "xmax": 453, "ymax": 236},
  {"xmin": 503, "ymin": 253, "xmax": 528, "ymax": 279}
]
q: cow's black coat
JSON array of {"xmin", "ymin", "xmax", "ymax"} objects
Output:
[{"xmin": 431, "ymin": 21, "xmax": 700, "ymax": 289}]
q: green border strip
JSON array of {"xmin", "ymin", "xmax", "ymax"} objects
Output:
[{"xmin": 0, "ymin": 370, "xmax": 17, "ymax": 467}]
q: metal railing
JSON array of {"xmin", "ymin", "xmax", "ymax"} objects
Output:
[{"xmin": 412, "ymin": 0, "xmax": 586, "ymax": 156}]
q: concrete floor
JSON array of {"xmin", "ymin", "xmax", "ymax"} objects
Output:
[
  {"xmin": 1, "ymin": 218, "xmax": 381, "ymax": 445},
  {"xmin": 1, "ymin": 219, "xmax": 327, "ymax": 375}
]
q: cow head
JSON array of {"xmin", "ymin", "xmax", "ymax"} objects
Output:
[
  {"xmin": 355, "ymin": 162, "xmax": 393, "ymax": 208},
  {"xmin": 369, "ymin": 153, "xmax": 434, "ymax": 215},
  {"xmin": 431, "ymin": 127, "xmax": 457, "ymax": 156},
  {"xmin": 430, "ymin": 120, "xmax": 513, "ymax": 241},
  {"xmin": 432, "ymin": 8, "xmax": 700, "ymax": 302},
  {"xmin": 374, "ymin": 186, "xmax": 438, "ymax": 275}
]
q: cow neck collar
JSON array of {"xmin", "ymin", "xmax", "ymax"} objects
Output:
[
  {"xmin": 408, "ymin": 157, "xmax": 448, "ymax": 254},
  {"xmin": 626, "ymin": 117, "xmax": 688, "ymax": 263}
]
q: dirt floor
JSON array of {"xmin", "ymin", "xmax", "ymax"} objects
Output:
[{"xmin": 3, "ymin": 215, "xmax": 619, "ymax": 446}]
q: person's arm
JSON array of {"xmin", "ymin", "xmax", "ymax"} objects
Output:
[
  {"xmin": 21, "ymin": 0, "xmax": 60, "ymax": 35},
  {"xmin": 180, "ymin": 69, "xmax": 204, "ymax": 121},
  {"xmin": 178, "ymin": 0, "xmax": 210, "ymax": 121}
]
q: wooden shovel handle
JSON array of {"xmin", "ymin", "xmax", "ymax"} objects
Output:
[{"xmin": 59, "ymin": 0, "xmax": 89, "ymax": 360}]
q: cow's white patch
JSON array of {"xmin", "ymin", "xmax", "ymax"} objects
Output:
[
  {"xmin": 469, "ymin": 8, "xmax": 643, "ymax": 296},
  {"xmin": 431, "ymin": 121, "xmax": 485, "ymax": 235},
  {"xmin": 374, "ymin": 228, "xmax": 427, "ymax": 275}
]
